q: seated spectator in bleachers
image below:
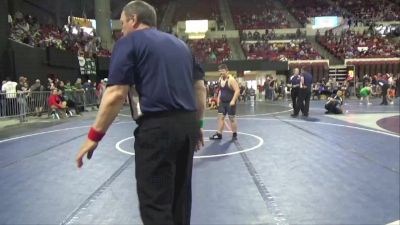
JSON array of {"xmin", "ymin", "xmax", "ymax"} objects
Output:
[{"xmin": 325, "ymin": 90, "xmax": 344, "ymax": 114}]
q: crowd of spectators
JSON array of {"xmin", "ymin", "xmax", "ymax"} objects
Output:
[
  {"xmin": 173, "ymin": 0, "xmax": 224, "ymax": 30},
  {"xmin": 281, "ymin": 0, "xmax": 347, "ymax": 26},
  {"xmin": 186, "ymin": 38, "xmax": 231, "ymax": 64},
  {"xmin": 310, "ymin": 72, "xmax": 399, "ymax": 102},
  {"xmin": 317, "ymin": 28, "xmax": 400, "ymax": 59},
  {"xmin": 240, "ymin": 29, "xmax": 306, "ymax": 41},
  {"xmin": 9, "ymin": 11, "xmax": 111, "ymax": 58},
  {"xmin": 0, "ymin": 75, "xmax": 107, "ymax": 118},
  {"xmin": 334, "ymin": 0, "xmax": 400, "ymax": 22},
  {"xmin": 242, "ymin": 39, "xmax": 323, "ymax": 61},
  {"xmin": 230, "ymin": 0, "xmax": 290, "ymax": 30}
]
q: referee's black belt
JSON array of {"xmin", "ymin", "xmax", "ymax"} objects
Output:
[{"xmin": 141, "ymin": 110, "xmax": 195, "ymax": 119}]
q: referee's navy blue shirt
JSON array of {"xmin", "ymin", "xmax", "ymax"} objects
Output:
[
  {"xmin": 290, "ymin": 75, "xmax": 300, "ymax": 85},
  {"xmin": 302, "ymin": 72, "xmax": 313, "ymax": 87},
  {"xmin": 107, "ymin": 28, "xmax": 204, "ymax": 113}
]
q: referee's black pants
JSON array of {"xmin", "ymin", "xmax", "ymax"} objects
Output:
[
  {"xmin": 295, "ymin": 88, "xmax": 311, "ymax": 116},
  {"xmin": 380, "ymin": 84, "xmax": 389, "ymax": 105},
  {"xmin": 134, "ymin": 111, "xmax": 199, "ymax": 225},
  {"xmin": 291, "ymin": 87, "xmax": 299, "ymax": 113}
]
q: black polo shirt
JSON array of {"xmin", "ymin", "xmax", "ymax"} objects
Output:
[{"xmin": 108, "ymin": 28, "xmax": 204, "ymax": 113}]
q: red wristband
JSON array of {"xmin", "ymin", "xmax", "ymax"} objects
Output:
[{"xmin": 88, "ymin": 127, "xmax": 105, "ymax": 142}]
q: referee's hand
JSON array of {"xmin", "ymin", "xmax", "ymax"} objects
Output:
[
  {"xmin": 76, "ymin": 139, "xmax": 98, "ymax": 168},
  {"xmin": 195, "ymin": 128, "xmax": 204, "ymax": 151}
]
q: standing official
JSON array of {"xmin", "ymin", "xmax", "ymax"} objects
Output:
[
  {"xmin": 378, "ymin": 74, "xmax": 389, "ymax": 105},
  {"xmin": 293, "ymin": 67, "xmax": 312, "ymax": 117},
  {"xmin": 289, "ymin": 68, "xmax": 301, "ymax": 116},
  {"xmin": 75, "ymin": 1, "xmax": 206, "ymax": 225}
]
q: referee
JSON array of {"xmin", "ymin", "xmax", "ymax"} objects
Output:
[
  {"xmin": 76, "ymin": 1, "xmax": 206, "ymax": 224},
  {"xmin": 289, "ymin": 68, "xmax": 301, "ymax": 116}
]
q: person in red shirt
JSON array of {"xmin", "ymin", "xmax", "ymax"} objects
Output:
[{"xmin": 48, "ymin": 89, "xmax": 66, "ymax": 118}]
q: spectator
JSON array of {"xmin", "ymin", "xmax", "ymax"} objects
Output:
[
  {"xmin": 58, "ymin": 89, "xmax": 74, "ymax": 117},
  {"xmin": 29, "ymin": 79, "xmax": 45, "ymax": 117},
  {"xmin": 48, "ymin": 89, "xmax": 66, "ymax": 119},
  {"xmin": 82, "ymin": 79, "xmax": 92, "ymax": 91},
  {"xmin": 8, "ymin": 14, "xmax": 12, "ymax": 28},
  {"xmin": 388, "ymin": 86, "xmax": 396, "ymax": 105},
  {"xmin": 64, "ymin": 80, "xmax": 74, "ymax": 91},
  {"xmin": 0, "ymin": 80, "xmax": 6, "ymax": 116},
  {"xmin": 1, "ymin": 77, "xmax": 18, "ymax": 116},
  {"xmin": 58, "ymin": 81, "xmax": 65, "ymax": 93},
  {"xmin": 74, "ymin": 78, "xmax": 85, "ymax": 111}
]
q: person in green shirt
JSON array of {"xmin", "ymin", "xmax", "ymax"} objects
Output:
[
  {"xmin": 64, "ymin": 80, "xmax": 73, "ymax": 91},
  {"xmin": 359, "ymin": 82, "xmax": 374, "ymax": 105}
]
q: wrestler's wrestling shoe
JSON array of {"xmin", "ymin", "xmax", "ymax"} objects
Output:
[
  {"xmin": 209, "ymin": 132, "xmax": 222, "ymax": 140},
  {"xmin": 232, "ymin": 132, "xmax": 237, "ymax": 140}
]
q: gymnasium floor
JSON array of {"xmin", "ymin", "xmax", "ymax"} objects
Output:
[{"xmin": 0, "ymin": 98, "xmax": 399, "ymax": 225}]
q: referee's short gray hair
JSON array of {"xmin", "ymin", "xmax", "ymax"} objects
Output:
[{"xmin": 123, "ymin": 1, "xmax": 157, "ymax": 27}]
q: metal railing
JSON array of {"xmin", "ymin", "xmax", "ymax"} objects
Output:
[{"xmin": 0, "ymin": 89, "xmax": 100, "ymax": 122}]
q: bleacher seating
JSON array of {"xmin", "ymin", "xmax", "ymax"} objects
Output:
[
  {"xmin": 240, "ymin": 29, "xmax": 306, "ymax": 41},
  {"xmin": 333, "ymin": 0, "xmax": 400, "ymax": 22},
  {"xmin": 229, "ymin": 0, "xmax": 290, "ymax": 30},
  {"xmin": 9, "ymin": 12, "xmax": 111, "ymax": 57},
  {"xmin": 242, "ymin": 39, "xmax": 322, "ymax": 61},
  {"xmin": 280, "ymin": 0, "xmax": 345, "ymax": 26},
  {"xmin": 187, "ymin": 38, "xmax": 231, "ymax": 64},
  {"xmin": 317, "ymin": 29, "xmax": 400, "ymax": 59},
  {"xmin": 173, "ymin": 0, "xmax": 220, "ymax": 22}
]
